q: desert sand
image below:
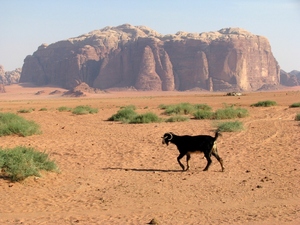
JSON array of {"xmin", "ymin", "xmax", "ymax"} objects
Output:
[{"xmin": 0, "ymin": 84, "xmax": 300, "ymax": 225}]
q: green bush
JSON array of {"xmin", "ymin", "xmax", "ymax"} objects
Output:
[
  {"xmin": 39, "ymin": 108, "xmax": 48, "ymax": 111},
  {"xmin": 216, "ymin": 121, "xmax": 244, "ymax": 132},
  {"xmin": 129, "ymin": 112, "xmax": 162, "ymax": 124},
  {"xmin": 0, "ymin": 146, "xmax": 58, "ymax": 182},
  {"xmin": 165, "ymin": 115, "xmax": 190, "ymax": 122},
  {"xmin": 108, "ymin": 106, "xmax": 138, "ymax": 123},
  {"xmin": 193, "ymin": 110, "xmax": 213, "ymax": 119},
  {"xmin": 295, "ymin": 113, "xmax": 300, "ymax": 121},
  {"xmin": 213, "ymin": 106, "xmax": 248, "ymax": 119},
  {"xmin": 0, "ymin": 112, "xmax": 41, "ymax": 137},
  {"xmin": 57, "ymin": 106, "xmax": 72, "ymax": 112},
  {"xmin": 251, "ymin": 100, "xmax": 277, "ymax": 107},
  {"xmin": 72, "ymin": 105, "xmax": 98, "ymax": 115},
  {"xmin": 290, "ymin": 102, "xmax": 300, "ymax": 108}
]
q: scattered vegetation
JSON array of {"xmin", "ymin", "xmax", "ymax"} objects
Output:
[
  {"xmin": 165, "ymin": 115, "xmax": 190, "ymax": 122},
  {"xmin": 193, "ymin": 110, "xmax": 214, "ymax": 119},
  {"xmin": 72, "ymin": 105, "xmax": 98, "ymax": 115},
  {"xmin": 0, "ymin": 146, "xmax": 58, "ymax": 182},
  {"xmin": 121, "ymin": 105, "xmax": 136, "ymax": 110},
  {"xmin": 17, "ymin": 108, "xmax": 34, "ymax": 113},
  {"xmin": 160, "ymin": 103, "xmax": 248, "ymax": 120},
  {"xmin": 216, "ymin": 121, "xmax": 244, "ymax": 132},
  {"xmin": 160, "ymin": 102, "xmax": 195, "ymax": 115},
  {"xmin": 39, "ymin": 108, "xmax": 48, "ymax": 111},
  {"xmin": 194, "ymin": 104, "xmax": 212, "ymax": 111},
  {"xmin": 0, "ymin": 112, "xmax": 41, "ymax": 137},
  {"xmin": 129, "ymin": 112, "xmax": 162, "ymax": 124},
  {"xmin": 295, "ymin": 113, "xmax": 300, "ymax": 121},
  {"xmin": 57, "ymin": 106, "xmax": 72, "ymax": 112},
  {"xmin": 212, "ymin": 105, "xmax": 249, "ymax": 120},
  {"xmin": 108, "ymin": 106, "xmax": 138, "ymax": 123},
  {"xmin": 251, "ymin": 100, "xmax": 277, "ymax": 107},
  {"xmin": 290, "ymin": 102, "xmax": 300, "ymax": 108}
]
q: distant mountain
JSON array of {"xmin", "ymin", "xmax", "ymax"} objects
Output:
[
  {"xmin": 280, "ymin": 70, "xmax": 300, "ymax": 86},
  {"xmin": 20, "ymin": 24, "xmax": 280, "ymax": 91},
  {"xmin": 289, "ymin": 70, "xmax": 300, "ymax": 77}
]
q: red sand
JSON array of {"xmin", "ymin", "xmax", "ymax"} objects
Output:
[{"xmin": 0, "ymin": 84, "xmax": 300, "ymax": 224}]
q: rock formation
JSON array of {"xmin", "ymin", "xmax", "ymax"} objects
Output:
[
  {"xmin": 0, "ymin": 65, "xmax": 21, "ymax": 85},
  {"xmin": 63, "ymin": 82, "xmax": 103, "ymax": 97},
  {"xmin": 0, "ymin": 84, "xmax": 5, "ymax": 93},
  {"xmin": 20, "ymin": 24, "xmax": 280, "ymax": 91}
]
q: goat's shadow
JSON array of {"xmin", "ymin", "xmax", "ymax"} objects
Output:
[{"xmin": 102, "ymin": 167, "xmax": 182, "ymax": 173}]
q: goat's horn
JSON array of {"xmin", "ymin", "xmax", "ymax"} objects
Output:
[{"xmin": 167, "ymin": 133, "xmax": 173, "ymax": 140}]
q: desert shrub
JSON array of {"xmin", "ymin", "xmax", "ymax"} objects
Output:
[
  {"xmin": 194, "ymin": 104, "xmax": 212, "ymax": 111},
  {"xmin": 72, "ymin": 105, "xmax": 98, "ymax": 115},
  {"xmin": 57, "ymin": 106, "xmax": 72, "ymax": 112},
  {"xmin": 120, "ymin": 105, "xmax": 136, "ymax": 110},
  {"xmin": 290, "ymin": 102, "xmax": 300, "ymax": 108},
  {"xmin": 108, "ymin": 106, "xmax": 138, "ymax": 123},
  {"xmin": 193, "ymin": 110, "xmax": 213, "ymax": 119},
  {"xmin": 129, "ymin": 112, "xmax": 162, "ymax": 124},
  {"xmin": 17, "ymin": 108, "xmax": 34, "ymax": 113},
  {"xmin": 162, "ymin": 103, "xmax": 208, "ymax": 115},
  {"xmin": 39, "ymin": 108, "xmax": 48, "ymax": 111},
  {"xmin": 212, "ymin": 106, "xmax": 248, "ymax": 119},
  {"xmin": 0, "ymin": 146, "xmax": 58, "ymax": 182},
  {"xmin": 295, "ymin": 113, "xmax": 300, "ymax": 121},
  {"xmin": 163, "ymin": 102, "xmax": 195, "ymax": 115},
  {"xmin": 0, "ymin": 112, "xmax": 41, "ymax": 137},
  {"xmin": 158, "ymin": 104, "xmax": 168, "ymax": 110},
  {"xmin": 251, "ymin": 100, "xmax": 277, "ymax": 107},
  {"xmin": 165, "ymin": 115, "xmax": 190, "ymax": 122},
  {"xmin": 216, "ymin": 121, "xmax": 244, "ymax": 132}
]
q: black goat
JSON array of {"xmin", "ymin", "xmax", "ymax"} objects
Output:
[{"xmin": 162, "ymin": 131, "xmax": 224, "ymax": 172}]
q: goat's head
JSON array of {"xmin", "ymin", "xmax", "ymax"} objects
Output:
[{"xmin": 161, "ymin": 132, "xmax": 174, "ymax": 146}]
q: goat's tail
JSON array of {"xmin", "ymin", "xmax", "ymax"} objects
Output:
[{"xmin": 214, "ymin": 130, "xmax": 221, "ymax": 141}]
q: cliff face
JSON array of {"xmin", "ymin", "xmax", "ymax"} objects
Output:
[{"xmin": 20, "ymin": 24, "xmax": 280, "ymax": 91}]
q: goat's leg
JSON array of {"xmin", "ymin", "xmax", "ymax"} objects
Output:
[
  {"xmin": 203, "ymin": 152, "xmax": 212, "ymax": 171},
  {"xmin": 186, "ymin": 153, "xmax": 191, "ymax": 171},
  {"xmin": 177, "ymin": 153, "xmax": 186, "ymax": 171},
  {"xmin": 212, "ymin": 147, "xmax": 225, "ymax": 172}
]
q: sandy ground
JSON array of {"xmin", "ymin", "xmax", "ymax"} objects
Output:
[{"xmin": 0, "ymin": 84, "xmax": 300, "ymax": 225}]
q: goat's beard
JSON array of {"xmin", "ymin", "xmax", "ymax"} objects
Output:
[{"xmin": 162, "ymin": 139, "xmax": 169, "ymax": 145}]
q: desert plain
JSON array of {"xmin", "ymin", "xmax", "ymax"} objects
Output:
[{"xmin": 0, "ymin": 84, "xmax": 300, "ymax": 225}]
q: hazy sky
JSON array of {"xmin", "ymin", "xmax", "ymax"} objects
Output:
[{"xmin": 0, "ymin": 0, "xmax": 299, "ymax": 72}]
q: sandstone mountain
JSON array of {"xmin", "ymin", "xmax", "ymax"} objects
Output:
[
  {"xmin": 20, "ymin": 24, "xmax": 280, "ymax": 91},
  {"xmin": 0, "ymin": 65, "xmax": 21, "ymax": 85}
]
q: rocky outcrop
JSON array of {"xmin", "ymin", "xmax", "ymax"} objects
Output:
[
  {"xmin": 62, "ymin": 82, "xmax": 103, "ymax": 97},
  {"xmin": 20, "ymin": 24, "xmax": 280, "ymax": 91},
  {"xmin": 0, "ymin": 65, "xmax": 4, "ymax": 82},
  {"xmin": 0, "ymin": 65, "xmax": 21, "ymax": 85},
  {"xmin": 0, "ymin": 83, "xmax": 5, "ymax": 93},
  {"xmin": 280, "ymin": 70, "xmax": 300, "ymax": 86}
]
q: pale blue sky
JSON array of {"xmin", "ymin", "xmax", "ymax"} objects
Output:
[{"xmin": 0, "ymin": 0, "xmax": 299, "ymax": 72}]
